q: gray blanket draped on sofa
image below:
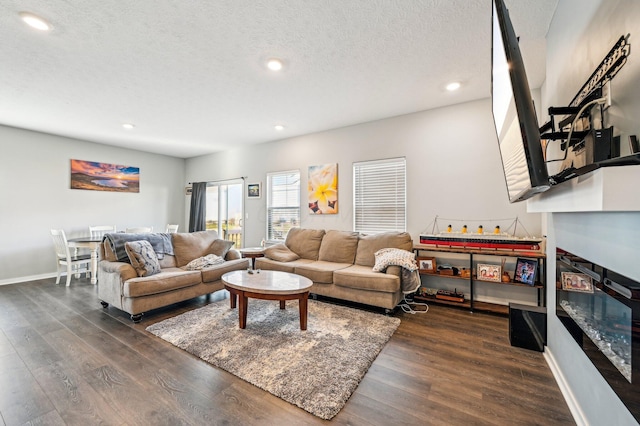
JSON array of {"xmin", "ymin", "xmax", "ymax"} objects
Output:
[{"xmin": 104, "ymin": 232, "xmax": 174, "ymax": 262}]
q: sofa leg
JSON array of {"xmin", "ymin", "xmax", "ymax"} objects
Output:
[
  {"xmin": 131, "ymin": 313, "xmax": 143, "ymax": 323},
  {"xmin": 384, "ymin": 308, "xmax": 396, "ymax": 315},
  {"xmin": 100, "ymin": 301, "xmax": 109, "ymax": 308}
]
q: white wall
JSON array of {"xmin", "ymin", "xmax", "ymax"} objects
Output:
[
  {"xmin": 187, "ymin": 98, "xmax": 543, "ymax": 304},
  {"xmin": 542, "ymin": 1, "xmax": 640, "ymax": 424},
  {"xmin": 0, "ymin": 125, "xmax": 186, "ymax": 284}
]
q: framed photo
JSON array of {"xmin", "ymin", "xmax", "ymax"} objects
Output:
[
  {"xmin": 477, "ymin": 263, "xmax": 501, "ymax": 282},
  {"xmin": 70, "ymin": 159, "xmax": 139, "ymax": 193},
  {"xmin": 417, "ymin": 257, "xmax": 436, "ymax": 273},
  {"xmin": 247, "ymin": 182, "xmax": 261, "ymax": 198},
  {"xmin": 514, "ymin": 258, "xmax": 537, "ymax": 286},
  {"xmin": 561, "ymin": 272, "xmax": 594, "ymax": 293}
]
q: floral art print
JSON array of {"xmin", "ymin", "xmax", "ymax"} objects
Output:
[{"xmin": 308, "ymin": 163, "xmax": 338, "ymax": 214}]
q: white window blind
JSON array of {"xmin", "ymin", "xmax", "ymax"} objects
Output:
[
  {"xmin": 266, "ymin": 170, "xmax": 300, "ymax": 241},
  {"xmin": 353, "ymin": 157, "xmax": 406, "ymax": 234}
]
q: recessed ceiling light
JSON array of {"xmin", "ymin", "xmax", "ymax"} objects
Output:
[
  {"xmin": 267, "ymin": 59, "xmax": 283, "ymax": 71},
  {"xmin": 19, "ymin": 12, "xmax": 51, "ymax": 31},
  {"xmin": 274, "ymin": 125, "xmax": 285, "ymax": 131},
  {"xmin": 446, "ymin": 82, "xmax": 461, "ymax": 91},
  {"xmin": 122, "ymin": 123, "xmax": 135, "ymax": 130}
]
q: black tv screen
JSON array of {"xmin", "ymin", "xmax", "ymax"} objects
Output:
[{"xmin": 491, "ymin": 0, "xmax": 550, "ymax": 203}]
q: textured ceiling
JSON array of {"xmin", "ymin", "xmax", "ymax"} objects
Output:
[{"xmin": 0, "ymin": 0, "xmax": 558, "ymax": 158}]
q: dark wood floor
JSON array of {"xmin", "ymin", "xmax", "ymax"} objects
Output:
[{"xmin": 0, "ymin": 277, "xmax": 575, "ymax": 426}]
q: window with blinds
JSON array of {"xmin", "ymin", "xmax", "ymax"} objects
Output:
[
  {"xmin": 266, "ymin": 170, "xmax": 300, "ymax": 241},
  {"xmin": 353, "ymin": 157, "xmax": 406, "ymax": 234}
]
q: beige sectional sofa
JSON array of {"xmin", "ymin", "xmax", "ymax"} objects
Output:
[
  {"xmin": 98, "ymin": 230, "xmax": 249, "ymax": 322},
  {"xmin": 255, "ymin": 228, "xmax": 414, "ymax": 311}
]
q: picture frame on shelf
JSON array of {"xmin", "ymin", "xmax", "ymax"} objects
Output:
[
  {"xmin": 477, "ymin": 263, "xmax": 501, "ymax": 282},
  {"xmin": 417, "ymin": 257, "xmax": 436, "ymax": 273},
  {"xmin": 561, "ymin": 272, "xmax": 594, "ymax": 293},
  {"xmin": 513, "ymin": 258, "xmax": 537, "ymax": 285}
]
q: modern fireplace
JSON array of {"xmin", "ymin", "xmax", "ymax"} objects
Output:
[{"xmin": 556, "ymin": 248, "xmax": 640, "ymax": 421}]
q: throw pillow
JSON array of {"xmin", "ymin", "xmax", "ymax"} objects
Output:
[
  {"xmin": 372, "ymin": 248, "xmax": 417, "ymax": 272},
  {"xmin": 208, "ymin": 239, "xmax": 234, "ymax": 259},
  {"xmin": 284, "ymin": 228, "xmax": 325, "ymax": 260},
  {"xmin": 184, "ymin": 254, "xmax": 225, "ymax": 271},
  {"xmin": 125, "ymin": 240, "xmax": 161, "ymax": 277},
  {"xmin": 355, "ymin": 232, "xmax": 413, "ymax": 267},
  {"xmin": 264, "ymin": 243, "xmax": 300, "ymax": 262},
  {"xmin": 171, "ymin": 230, "xmax": 220, "ymax": 267},
  {"xmin": 318, "ymin": 230, "xmax": 359, "ymax": 263}
]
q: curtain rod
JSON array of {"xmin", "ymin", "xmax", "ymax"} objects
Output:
[{"xmin": 188, "ymin": 176, "xmax": 246, "ymax": 185}]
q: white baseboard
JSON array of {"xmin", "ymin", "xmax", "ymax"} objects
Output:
[
  {"xmin": 544, "ymin": 347, "xmax": 587, "ymax": 426},
  {"xmin": 0, "ymin": 272, "xmax": 56, "ymax": 286}
]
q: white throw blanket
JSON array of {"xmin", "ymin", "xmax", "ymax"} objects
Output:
[
  {"xmin": 373, "ymin": 248, "xmax": 421, "ymax": 294},
  {"xmin": 185, "ymin": 254, "xmax": 225, "ymax": 270}
]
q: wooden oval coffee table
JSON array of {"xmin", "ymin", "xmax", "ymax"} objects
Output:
[{"xmin": 221, "ymin": 270, "xmax": 313, "ymax": 330}]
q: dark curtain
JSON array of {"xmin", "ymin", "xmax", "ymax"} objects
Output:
[{"xmin": 189, "ymin": 182, "xmax": 207, "ymax": 232}]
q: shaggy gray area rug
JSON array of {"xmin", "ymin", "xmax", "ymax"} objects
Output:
[{"xmin": 146, "ymin": 298, "xmax": 400, "ymax": 420}]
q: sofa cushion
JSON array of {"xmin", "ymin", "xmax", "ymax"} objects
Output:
[
  {"xmin": 333, "ymin": 264, "xmax": 400, "ymax": 293},
  {"xmin": 318, "ymin": 230, "xmax": 359, "ymax": 264},
  {"xmin": 123, "ymin": 268, "xmax": 202, "ymax": 298},
  {"xmin": 264, "ymin": 243, "xmax": 300, "ymax": 262},
  {"xmin": 354, "ymin": 232, "xmax": 413, "ymax": 267},
  {"xmin": 158, "ymin": 254, "xmax": 177, "ymax": 269},
  {"xmin": 201, "ymin": 258, "xmax": 250, "ymax": 283},
  {"xmin": 124, "ymin": 240, "xmax": 161, "ymax": 277},
  {"xmin": 294, "ymin": 261, "xmax": 351, "ymax": 284},
  {"xmin": 172, "ymin": 231, "xmax": 219, "ymax": 267},
  {"xmin": 285, "ymin": 228, "xmax": 325, "ymax": 260},
  {"xmin": 209, "ymin": 239, "xmax": 234, "ymax": 258},
  {"xmin": 254, "ymin": 257, "xmax": 314, "ymax": 273}
]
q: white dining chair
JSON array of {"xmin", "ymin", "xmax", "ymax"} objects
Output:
[
  {"xmin": 89, "ymin": 225, "xmax": 116, "ymax": 239},
  {"xmin": 165, "ymin": 224, "xmax": 179, "ymax": 233},
  {"xmin": 50, "ymin": 229, "xmax": 92, "ymax": 286},
  {"xmin": 125, "ymin": 227, "xmax": 153, "ymax": 233}
]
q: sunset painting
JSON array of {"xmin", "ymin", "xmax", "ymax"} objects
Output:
[{"xmin": 70, "ymin": 159, "xmax": 140, "ymax": 193}]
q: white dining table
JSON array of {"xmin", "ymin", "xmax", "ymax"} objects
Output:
[{"xmin": 67, "ymin": 237, "xmax": 102, "ymax": 285}]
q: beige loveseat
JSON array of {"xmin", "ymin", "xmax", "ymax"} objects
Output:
[
  {"xmin": 255, "ymin": 228, "xmax": 414, "ymax": 312},
  {"xmin": 98, "ymin": 231, "xmax": 249, "ymax": 322}
]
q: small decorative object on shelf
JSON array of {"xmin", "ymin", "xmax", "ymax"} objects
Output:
[
  {"xmin": 514, "ymin": 257, "xmax": 538, "ymax": 285},
  {"xmin": 477, "ymin": 263, "xmax": 502, "ymax": 282},
  {"xmin": 417, "ymin": 257, "xmax": 437, "ymax": 273},
  {"xmin": 501, "ymin": 258, "xmax": 511, "ymax": 282},
  {"xmin": 419, "ymin": 216, "xmax": 544, "ymax": 252},
  {"xmin": 435, "ymin": 289, "xmax": 465, "ymax": 303},
  {"xmin": 437, "ymin": 264, "xmax": 459, "ymax": 276}
]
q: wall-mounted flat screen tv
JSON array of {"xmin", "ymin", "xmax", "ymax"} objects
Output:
[{"xmin": 491, "ymin": 0, "xmax": 550, "ymax": 203}]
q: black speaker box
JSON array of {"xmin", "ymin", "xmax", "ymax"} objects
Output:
[{"xmin": 509, "ymin": 303, "xmax": 547, "ymax": 352}]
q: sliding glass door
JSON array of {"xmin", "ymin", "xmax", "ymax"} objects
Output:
[{"xmin": 205, "ymin": 180, "xmax": 243, "ymax": 248}]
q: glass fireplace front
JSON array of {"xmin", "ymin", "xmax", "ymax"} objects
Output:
[{"xmin": 556, "ymin": 248, "xmax": 640, "ymax": 421}]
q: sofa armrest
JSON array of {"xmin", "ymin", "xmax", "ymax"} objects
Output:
[
  {"xmin": 385, "ymin": 265, "xmax": 402, "ymax": 277},
  {"xmin": 225, "ymin": 249, "xmax": 241, "ymax": 261},
  {"xmin": 99, "ymin": 260, "xmax": 137, "ymax": 282}
]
